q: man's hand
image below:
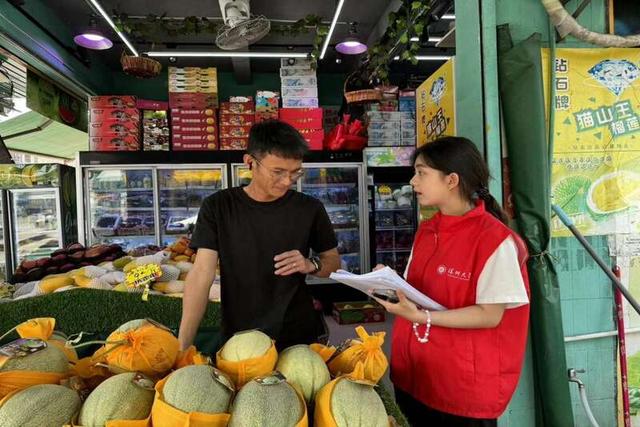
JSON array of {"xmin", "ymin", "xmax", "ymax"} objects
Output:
[{"xmin": 274, "ymin": 250, "xmax": 313, "ymax": 276}]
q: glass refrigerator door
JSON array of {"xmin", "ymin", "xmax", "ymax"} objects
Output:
[
  {"xmin": 373, "ymin": 183, "xmax": 415, "ymax": 274},
  {"xmin": 301, "ymin": 165, "xmax": 364, "ymax": 274},
  {"xmin": 10, "ymin": 188, "xmax": 62, "ymax": 265},
  {"xmin": 231, "ymin": 164, "xmax": 252, "ymax": 187},
  {"xmin": 158, "ymin": 167, "xmax": 226, "ymax": 246},
  {"xmin": 86, "ymin": 169, "xmax": 155, "ymax": 251}
]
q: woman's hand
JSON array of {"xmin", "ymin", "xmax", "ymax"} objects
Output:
[
  {"xmin": 370, "ymin": 290, "xmax": 426, "ymax": 324},
  {"xmin": 372, "ymin": 264, "xmax": 386, "ymax": 271}
]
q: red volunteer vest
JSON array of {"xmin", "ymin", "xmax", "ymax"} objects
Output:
[{"xmin": 391, "ymin": 201, "xmax": 530, "ymax": 419}]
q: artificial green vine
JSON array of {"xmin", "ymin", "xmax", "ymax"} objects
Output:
[
  {"xmin": 113, "ymin": 11, "xmax": 328, "ymax": 64},
  {"xmin": 359, "ymin": 0, "xmax": 431, "ymax": 85}
]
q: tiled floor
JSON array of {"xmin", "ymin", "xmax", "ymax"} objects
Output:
[{"xmin": 324, "ymin": 313, "xmax": 395, "ymax": 394}]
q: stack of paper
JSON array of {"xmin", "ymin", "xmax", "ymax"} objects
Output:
[{"xmin": 329, "ymin": 267, "xmax": 447, "ymax": 311}]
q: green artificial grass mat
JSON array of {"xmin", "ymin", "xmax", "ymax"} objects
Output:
[{"xmin": 0, "ymin": 288, "xmax": 220, "ymax": 338}]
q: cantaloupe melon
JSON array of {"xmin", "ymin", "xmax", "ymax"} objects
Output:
[
  {"xmin": 0, "ymin": 384, "xmax": 81, "ymax": 427},
  {"xmin": 164, "ymin": 365, "xmax": 234, "ymax": 414},
  {"xmin": 229, "ymin": 374, "xmax": 303, "ymax": 427},
  {"xmin": 330, "ymin": 378, "xmax": 388, "ymax": 427},
  {"xmin": 115, "ymin": 318, "xmax": 151, "ymax": 333},
  {"xmin": 220, "ymin": 330, "xmax": 272, "ymax": 361},
  {"xmin": 78, "ymin": 372, "xmax": 155, "ymax": 426},
  {"xmin": 0, "ymin": 342, "xmax": 68, "ymax": 373},
  {"xmin": 276, "ymin": 344, "xmax": 330, "ymax": 402}
]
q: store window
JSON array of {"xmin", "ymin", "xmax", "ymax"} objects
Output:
[{"xmin": 0, "ymin": 47, "xmax": 88, "ymax": 165}]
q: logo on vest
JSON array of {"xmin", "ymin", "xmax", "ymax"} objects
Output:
[{"xmin": 436, "ymin": 264, "xmax": 471, "ymax": 281}]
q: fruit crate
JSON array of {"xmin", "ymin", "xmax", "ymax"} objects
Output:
[{"xmin": 332, "ymin": 301, "xmax": 386, "ymax": 324}]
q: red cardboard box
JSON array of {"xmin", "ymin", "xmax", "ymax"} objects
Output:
[
  {"xmin": 172, "ymin": 142, "xmax": 218, "ymax": 151},
  {"xmin": 172, "ymin": 134, "xmax": 218, "ymax": 150},
  {"xmin": 279, "ymin": 108, "xmax": 323, "ymax": 122},
  {"xmin": 255, "ymin": 111, "xmax": 279, "ymax": 123},
  {"xmin": 301, "ymin": 129, "xmax": 324, "ymax": 150},
  {"xmin": 220, "ymin": 138, "xmax": 249, "ymax": 150},
  {"xmin": 280, "ymin": 115, "xmax": 323, "ymax": 130},
  {"xmin": 332, "ymin": 301, "xmax": 385, "ymax": 324},
  {"xmin": 171, "ymin": 116, "xmax": 217, "ymax": 125},
  {"xmin": 169, "ymin": 100, "xmax": 218, "ymax": 109},
  {"xmin": 89, "ymin": 96, "xmax": 136, "ymax": 109},
  {"xmin": 220, "ymin": 102, "xmax": 255, "ymax": 115},
  {"xmin": 88, "ymin": 120, "xmax": 139, "ymax": 135},
  {"xmin": 219, "ymin": 125, "xmax": 252, "ymax": 139},
  {"xmin": 170, "ymin": 108, "xmax": 216, "ymax": 117},
  {"xmin": 169, "ymin": 93, "xmax": 218, "ymax": 102},
  {"xmin": 90, "ymin": 136, "xmax": 140, "ymax": 151},
  {"xmin": 90, "ymin": 108, "xmax": 140, "ymax": 122},
  {"xmin": 171, "ymin": 125, "xmax": 217, "ymax": 134},
  {"xmin": 172, "ymin": 134, "xmax": 217, "ymax": 143},
  {"xmin": 137, "ymin": 99, "xmax": 168, "ymax": 110},
  {"xmin": 219, "ymin": 113, "xmax": 255, "ymax": 126}
]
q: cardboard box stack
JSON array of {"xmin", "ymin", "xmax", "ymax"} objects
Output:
[
  {"xmin": 255, "ymin": 90, "xmax": 279, "ymax": 123},
  {"xmin": 89, "ymin": 96, "xmax": 140, "ymax": 151},
  {"xmin": 398, "ymin": 90, "xmax": 416, "ymax": 146},
  {"xmin": 137, "ymin": 99, "xmax": 169, "ymax": 151},
  {"xmin": 280, "ymin": 58, "xmax": 319, "ymax": 109},
  {"xmin": 366, "ymin": 111, "xmax": 415, "ymax": 147},
  {"xmin": 219, "ymin": 97, "xmax": 255, "ymax": 150},
  {"xmin": 280, "ymin": 108, "xmax": 324, "ymax": 150},
  {"xmin": 169, "ymin": 67, "xmax": 219, "ymax": 151}
]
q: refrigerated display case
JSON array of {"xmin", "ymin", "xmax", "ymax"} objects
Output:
[
  {"xmin": 366, "ymin": 163, "xmax": 418, "ymax": 275},
  {"xmin": 78, "ymin": 152, "xmax": 230, "ymax": 251},
  {"xmin": 79, "ymin": 151, "xmax": 369, "ymax": 299},
  {"xmin": 0, "ymin": 164, "xmax": 77, "ymax": 282}
]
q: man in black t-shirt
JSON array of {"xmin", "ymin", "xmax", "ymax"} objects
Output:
[{"xmin": 178, "ymin": 120, "xmax": 340, "ymax": 351}]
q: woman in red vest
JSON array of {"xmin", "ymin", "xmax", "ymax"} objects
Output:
[{"xmin": 372, "ymin": 136, "xmax": 530, "ymax": 427}]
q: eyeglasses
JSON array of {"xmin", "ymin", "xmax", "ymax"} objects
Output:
[{"xmin": 252, "ymin": 157, "xmax": 305, "ymax": 182}]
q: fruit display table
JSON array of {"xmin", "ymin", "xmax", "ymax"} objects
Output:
[{"xmin": 0, "ymin": 289, "xmax": 409, "ymax": 426}]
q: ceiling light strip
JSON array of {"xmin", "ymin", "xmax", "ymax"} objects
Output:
[
  {"xmin": 319, "ymin": 0, "xmax": 346, "ymax": 60},
  {"xmin": 146, "ymin": 51, "xmax": 309, "ymax": 58},
  {"xmin": 393, "ymin": 55, "xmax": 451, "ymax": 61},
  {"xmin": 87, "ymin": 0, "xmax": 139, "ymax": 56}
]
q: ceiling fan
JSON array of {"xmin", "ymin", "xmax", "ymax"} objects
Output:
[{"xmin": 216, "ymin": 0, "xmax": 271, "ymax": 50}]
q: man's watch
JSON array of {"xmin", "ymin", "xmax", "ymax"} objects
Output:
[{"xmin": 309, "ymin": 256, "xmax": 322, "ymax": 275}]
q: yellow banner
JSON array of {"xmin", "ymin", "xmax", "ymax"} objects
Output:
[
  {"xmin": 417, "ymin": 57, "xmax": 456, "ymax": 146},
  {"xmin": 542, "ymin": 48, "xmax": 640, "ymax": 236}
]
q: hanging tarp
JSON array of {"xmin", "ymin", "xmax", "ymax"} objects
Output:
[{"xmin": 497, "ymin": 27, "xmax": 574, "ymax": 426}]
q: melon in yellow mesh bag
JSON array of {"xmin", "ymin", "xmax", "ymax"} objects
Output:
[
  {"xmin": 327, "ymin": 326, "xmax": 388, "ymax": 384},
  {"xmin": 102, "ymin": 319, "xmax": 179, "ymax": 378},
  {"xmin": 314, "ymin": 363, "xmax": 390, "ymax": 427},
  {"xmin": 216, "ymin": 329, "xmax": 277, "ymax": 388},
  {"xmin": 70, "ymin": 319, "xmax": 179, "ymax": 379}
]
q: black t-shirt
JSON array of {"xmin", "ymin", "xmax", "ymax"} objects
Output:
[{"xmin": 190, "ymin": 187, "xmax": 337, "ymax": 345}]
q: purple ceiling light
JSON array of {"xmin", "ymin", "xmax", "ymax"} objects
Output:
[
  {"xmin": 336, "ymin": 22, "xmax": 367, "ymax": 55},
  {"xmin": 74, "ymin": 19, "xmax": 113, "ymax": 50},
  {"xmin": 336, "ymin": 38, "xmax": 367, "ymax": 55}
]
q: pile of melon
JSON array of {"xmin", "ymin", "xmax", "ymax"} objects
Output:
[
  {"xmin": 6, "ymin": 237, "xmax": 222, "ymax": 302},
  {"xmin": 0, "ymin": 319, "xmax": 392, "ymax": 427}
]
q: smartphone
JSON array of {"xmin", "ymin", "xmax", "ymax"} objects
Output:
[{"xmin": 372, "ymin": 289, "xmax": 399, "ymax": 304}]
